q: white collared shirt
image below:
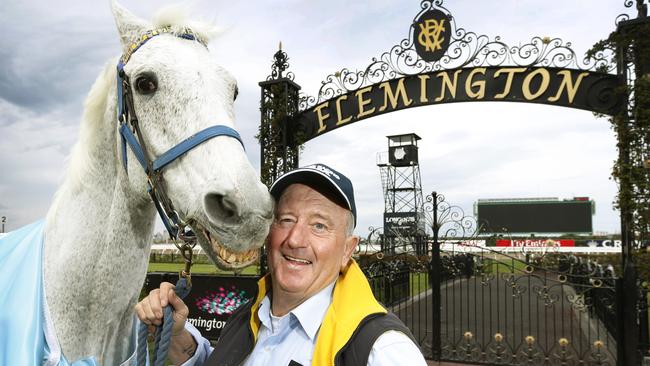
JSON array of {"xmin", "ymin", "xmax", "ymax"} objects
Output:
[{"xmin": 183, "ymin": 281, "xmax": 426, "ymax": 365}]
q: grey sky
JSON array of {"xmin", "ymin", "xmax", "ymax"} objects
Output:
[{"xmin": 0, "ymin": 0, "xmax": 631, "ymax": 234}]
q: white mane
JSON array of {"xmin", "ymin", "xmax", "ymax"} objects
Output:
[
  {"xmin": 151, "ymin": 5, "xmax": 222, "ymax": 43},
  {"xmin": 46, "ymin": 61, "xmax": 115, "ymax": 227},
  {"xmin": 64, "ymin": 61, "xmax": 116, "ymax": 192}
]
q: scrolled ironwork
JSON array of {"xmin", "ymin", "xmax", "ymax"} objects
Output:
[
  {"xmin": 267, "ymin": 46, "xmax": 295, "ymax": 81},
  {"xmin": 566, "ymin": 293, "xmax": 590, "ymax": 312},
  {"xmin": 587, "ymin": 340, "xmax": 611, "ymax": 366},
  {"xmin": 298, "ymin": 0, "xmax": 617, "ymax": 110},
  {"xmin": 516, "ymin": 337, "xmax": 544, "ymax": 365},
  {"xmin": 616, "ymin": 13, "xmax": 632, "ymax": 25},
  {"xmin": 532, "ymin": 284, "xmax": 560, "ymax": 307},
  {"xmin": 615, "ymin": 0, "xmax": 646, "ymax": 26},
  {"xmin": 425, "ymin": 191, "xmax": 478, "ymax": 239},
  {"xmin": 458, "ymin": 332, "xmax": 481, "ymax": 362},
  {"xmin": 356, "ymin": 226, "xmax": 383, "ymax": 256},
  {"xmin": 485, "ymin": 333, "xmax": 511, "ymax": 364},
  {"xmin": 479, "ymin": 269, "xmax": 495, "ymax": 287},
  {"xmin": 441, "ymin": 334, "xmax": 482, "ymax": 363},
  {"xmin": 501, "ymin": 273, "xmax": 528, "ymax": 298},
  {"xmin": 549, "ymin": 338, "xmax": 575, "ymax": 366}
]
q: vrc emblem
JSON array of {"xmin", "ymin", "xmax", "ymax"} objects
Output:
[{"xmin": 413, "ymin": 9, "xmax": 451, "ymax": 62}]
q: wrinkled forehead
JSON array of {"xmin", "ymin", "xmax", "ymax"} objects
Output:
[{"xmin": 276, "ymin": 183, "xmax": 349, "ymax": 216}]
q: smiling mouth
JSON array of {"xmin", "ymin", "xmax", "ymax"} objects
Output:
[
  {"xmin": 283, "ymin": 254, "xmax": 312, "ymax": 265},
  {"xmin": 200, "ymin": 228, "xmax": 258, "ymax": 267}
]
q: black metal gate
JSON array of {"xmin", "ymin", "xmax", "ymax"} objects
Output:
[{"xmin": 358, "ymin": 192, "xmax": 632, "ymax": 365}]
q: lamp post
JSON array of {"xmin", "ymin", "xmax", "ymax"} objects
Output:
[{"xmin": 1, "ymin": 216, "xmax": 5, "ymax": 233}]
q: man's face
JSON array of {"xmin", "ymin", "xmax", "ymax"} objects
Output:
[{"xmin": 268, "ymin": 183, "xmax": 358, "ymax": 304}]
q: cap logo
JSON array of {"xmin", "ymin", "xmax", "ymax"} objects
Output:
[{"xmin": 311, "ymin": 164, "xmax": 340, "ymax": 180}]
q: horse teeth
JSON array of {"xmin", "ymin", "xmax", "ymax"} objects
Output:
[{"xmin": 208, "ymin": 236, "xmax": 260, "ymax": 265}]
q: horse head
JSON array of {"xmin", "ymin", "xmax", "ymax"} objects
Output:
[{"xmin": 112, "ymin": 2, "xmax": 273, "ymax": 269}]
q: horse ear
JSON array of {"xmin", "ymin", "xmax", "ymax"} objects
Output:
[{"xmin": 111, "ymin": 0, "xmax": 150, "ymax": 51}]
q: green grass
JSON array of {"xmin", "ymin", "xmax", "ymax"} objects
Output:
[
  {"xmin": 481, "ymin": 258, "xmax": 530, "ymax": 274},
  {"xmin": 147, "ymin": 262, "xmax": 259, "ymax": 275},
  {"xmin": 410, "ymin": 272, "xmax": 430, "ymax": 296}
]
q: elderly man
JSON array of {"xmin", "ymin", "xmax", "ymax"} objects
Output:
[{"xmin": 137, "ymin": 164, "xmax": 427, "ymax": 365}]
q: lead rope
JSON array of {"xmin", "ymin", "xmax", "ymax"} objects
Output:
[{"xmin": 137, "ymin": 240, "xmax": 194, "ymax": 366}]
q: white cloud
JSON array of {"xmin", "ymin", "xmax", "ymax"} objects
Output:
[{"xmin": 0, "ymin": 99, "xmax": 77, "ymax": 230}]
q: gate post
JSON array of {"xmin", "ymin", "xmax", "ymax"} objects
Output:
[
  {"xmin": 629, "ymin": 7, "xmax": 650, "ymax": 360},
  {"xmin": 614, "ymin": 4, "xmax": 650, "ymax": 363},
  {"xmin": 429, "ymin": 191, "xmax": 442, "ymax": 360},
  {"xmin": 614, "ymin": 34, "xmax": 638, "ymax": 363},
  {"xmin": 258, "ymin": 44, "xmax": 301, "ymax": 273},
  {"xmin": 258, "ymin": 43, "xmax": 301, "ymax": 188}
]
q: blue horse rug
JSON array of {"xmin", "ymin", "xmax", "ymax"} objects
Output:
[{"xmin": 0, "ymin": 221, "xmax": 141, "ymax": 365}]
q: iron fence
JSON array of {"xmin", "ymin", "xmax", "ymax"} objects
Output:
[{"xmin": 356, "ymin": 191, "xmax": 639, "ymax": 365}]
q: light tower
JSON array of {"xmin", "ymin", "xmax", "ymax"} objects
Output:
[{"xmin": 377, "ymin": 133, "xmax": 427, "ymax": 255}]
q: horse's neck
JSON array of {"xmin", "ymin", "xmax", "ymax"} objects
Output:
[{"xmin": 43, "ymin": 79, "xmax": 155, "ymax": 364}]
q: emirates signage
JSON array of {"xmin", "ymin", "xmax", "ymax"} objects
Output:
[{"xmin": 496, "ymin": 239, "xmax": 575, "ymax": 247}]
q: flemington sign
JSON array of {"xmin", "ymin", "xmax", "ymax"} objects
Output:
[{"xmin": 297, "ymin": 66, "xmax": 620, "ymax": 139}]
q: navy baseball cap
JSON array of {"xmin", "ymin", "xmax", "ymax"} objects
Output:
[{"xmin": 269, "ymin": 164, "xmax": 357, "ymax": 227}]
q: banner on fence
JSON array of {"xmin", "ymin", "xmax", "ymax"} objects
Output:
[
  {"xmin": 496, "ymin": 239, "xmax": 575, "ymax": 247},
  {"xmin": 144, "ymin": 273, "xmax": 259, "ymax": 341}
]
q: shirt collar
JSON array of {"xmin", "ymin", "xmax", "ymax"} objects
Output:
[
  {"xmin": 290, "ymin": 281, "xmax": 336, "ymax": 340},
  {"xmin": 256, "ymin": 281, "xmax": 336, "ymax": 340},
  {"xmin": 257, "ymin": 295, "xmax": 273, "ymax": 332}
]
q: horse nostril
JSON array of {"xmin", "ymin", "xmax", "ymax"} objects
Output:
[{"xmin": 204, "ymin": 192, "xmax": 240, "ymax": 222}]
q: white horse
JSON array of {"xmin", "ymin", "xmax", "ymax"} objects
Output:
[{"xmin": 1, "ymin": 2, "xmax": 273, "ymax": 365}]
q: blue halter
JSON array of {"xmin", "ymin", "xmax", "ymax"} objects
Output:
[{"xmin": 116, "ymin": 27, "xmax": 244, "ymax": 239}]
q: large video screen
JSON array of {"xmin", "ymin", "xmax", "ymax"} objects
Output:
[{"xmin": 477, "ymin": 201, "xmax": 593, "ymax": 234}]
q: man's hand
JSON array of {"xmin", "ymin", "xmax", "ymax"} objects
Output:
[
  {"xmin": 135, "ymin": 282, "xmax": 198, "ymax": 364},
  {"xmin": 135, "ymin": 281, "xmax": 189, "ymax": 336}
]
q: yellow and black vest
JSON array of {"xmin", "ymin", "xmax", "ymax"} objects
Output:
[{"xmin": 205, "ymin": 260, "xmax": 416, "ymax": 366}]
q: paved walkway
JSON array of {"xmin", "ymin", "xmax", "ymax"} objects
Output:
[{"xmin": 392, "ymin": 273, "xmax": 617, "ymax": 364}]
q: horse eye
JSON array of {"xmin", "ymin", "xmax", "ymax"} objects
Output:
[
  {"xmin": 233, "ymin": 86, "xmax": 239, "ymax": 101},
  {"xmin": 135, "ymin": 75, "xmax": 158, "ymax": 95}
]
